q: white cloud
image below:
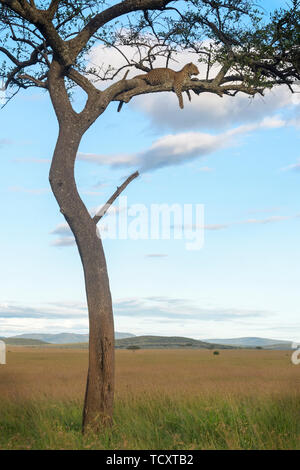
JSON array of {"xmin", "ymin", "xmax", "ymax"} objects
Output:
[
  {"xmin": 50, "ymin": 223, "xmax": 71, "ymax": 236},
  {"xmin": 204, "ymin": 224, "xmax": 229, "ymax": 231},
  {"xmin": 281, "ymin": 158, "xmax": 300, "ymax": 172},
  {"xmin": 114, "ymin": 296, "xmax": 271, "ymax": 322},
  {"xmin": 51, "ymin": 237, "xmax": 76, "ymax": 247},
  {"xmin": 78, "ymin": 131, "xmax": 225, "ymax": 172},
  {"xmin": 241, "ymin": 215, "xmax": 293, "ymax": 225},
  {"xmin": 0, "ymin": 298, "xmax": 297, "ymax": 341},
  {"xmin": 113, "ymin": 296, "xmax": 300, "ymax": 340},
  {"xmin": 50, "ymin": 223, "xmax": 75, "ymax": 246},
  {"xmin": 259, "ymin": 116, "xmax": 286, "ymax": 129},
  {"xmin": 130, "ymin": 85, "xmax": 299, "ymax": 133},
  {"xmin": 182, "ymin": 212, "xmax": 297, "ymax": 232},
  {"xmin": 78, "ymin": 116, "xmax": 287, "ymax": 173},
  {"xmin": 0, "ymin": 300, "xmax": 87, "ymax": 321},
  {"xmin": 145, "ymin": 253, "xmax": 168, "ymax": 258}
]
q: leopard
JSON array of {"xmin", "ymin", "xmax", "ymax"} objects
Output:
[{"xmin": 117, "ymin": 62, "xmax": 199, "ymax": 112}]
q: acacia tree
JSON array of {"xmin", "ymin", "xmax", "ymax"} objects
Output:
[{"xmin": 0, "ymin": 0, "xmax": 298, "ymax": 433}]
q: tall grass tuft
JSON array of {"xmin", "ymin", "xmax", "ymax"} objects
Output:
[{"xmin": 0, "ymin": 394, "xmax": 299, "ymax": 450}]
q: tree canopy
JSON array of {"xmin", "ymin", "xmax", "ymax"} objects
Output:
[{"xmin": 0, "ymin": 0, "xmax": 299, "ymax": 111}]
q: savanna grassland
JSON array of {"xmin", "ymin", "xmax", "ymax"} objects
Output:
[{"xmin": 0, "ymin": 347, "xmax": 299, "ymax": 450}]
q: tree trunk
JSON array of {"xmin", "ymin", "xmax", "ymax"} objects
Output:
[{"xmin": 49, "ymin": 126, "xmax": 114, "ymax": 433}]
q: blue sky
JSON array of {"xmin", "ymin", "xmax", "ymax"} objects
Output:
[{"xmin": 0, "ymin": 0, "xmax": 299, "ymax": 341}]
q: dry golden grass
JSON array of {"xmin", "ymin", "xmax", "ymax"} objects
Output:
[
  {"xmin": 1, "ymin": 347, "xmax": 299, "ymax": 401},
  {"xmin": 1, "ymin": 347, "xmax": 299, "ymax": 449},
  {"xmin": 115, "ymin": 348, "xmax": 300, "ymax": 400}
]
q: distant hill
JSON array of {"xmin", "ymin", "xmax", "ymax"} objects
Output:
[
  {"xmin": 262, "ymin": 342, "xmax": 294, "ymax": 350},
  {"xmin": 204, "ymin": 337, "xmax": 293, "ymax": 349},
  {"xmin": 115, "ymin": 332, "xmax": 136, "ymax": 340},
  {"xmin": 0, "ymin": 337, "xmax": 49, "ymax": 346},
  {"xmin": 0, "ymin": 334, "xmax": 230, "ymax": 349},
  {"xmin": 2, "ymin": 333, "xmax": 290, "ymax": 350},
  {"xmin": 115, "ymin": 335, "xmax": 234, "ymax": 349},
  {"xmin": 7, "ymin": 332, "xmax": 135, "ymax": 344}
]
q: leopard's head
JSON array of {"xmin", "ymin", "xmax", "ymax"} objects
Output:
[{"xmin": 186, "ymin": 62, "xmax": 199, "ymax": 76}]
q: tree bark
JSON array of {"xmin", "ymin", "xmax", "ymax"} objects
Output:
[{"xmin": 49, "ymin": 125, "xmax": 114, "ymax": 433}]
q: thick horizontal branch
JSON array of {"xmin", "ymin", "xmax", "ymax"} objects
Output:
[
  {"xmin": 93, "ymin": 171, "xmax": 139, "ymax": 225},
  {"xmin": 111, "ymin": 75, "xmax": 264, "ymax": 109}
]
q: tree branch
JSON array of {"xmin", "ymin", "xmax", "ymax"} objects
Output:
[
  {"xmin": 0, "ymin": 0, "xmax": 25, "ymax": 17},
  {"xmin": 0, "ymin": 0, "xmax": 73, "ymax": 67},
  {"xmin": 112, "ymin": 76, "xmax": 214, "ymax": 107},
  {"xmin": 47, "ymin": 0, "xmax": 60, "ymax": 19},
  {"xmin": 18, "ymin": 73, "xmax": 48, "ymax": 88},
  {"xmin": 0, "ymin": 45, "xmax": 21, "ymax": 66},
  {"xmin": 68, "ymin": 0, "xmax": 174, "ymax": 60},
  {"xmin": 48, "ymin": 59, "xmax": 77, "ymax": 123},
  {"xmin": 213, "ymin": 62, "xmax": 232, "ymax": 85},
  {"xmin": 93, "ymin": 171, "xmax": 139, "ymax": 224},
  {"xmin": 67, "ymin": 67, "xmax": 99, "ymax": 95}
]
